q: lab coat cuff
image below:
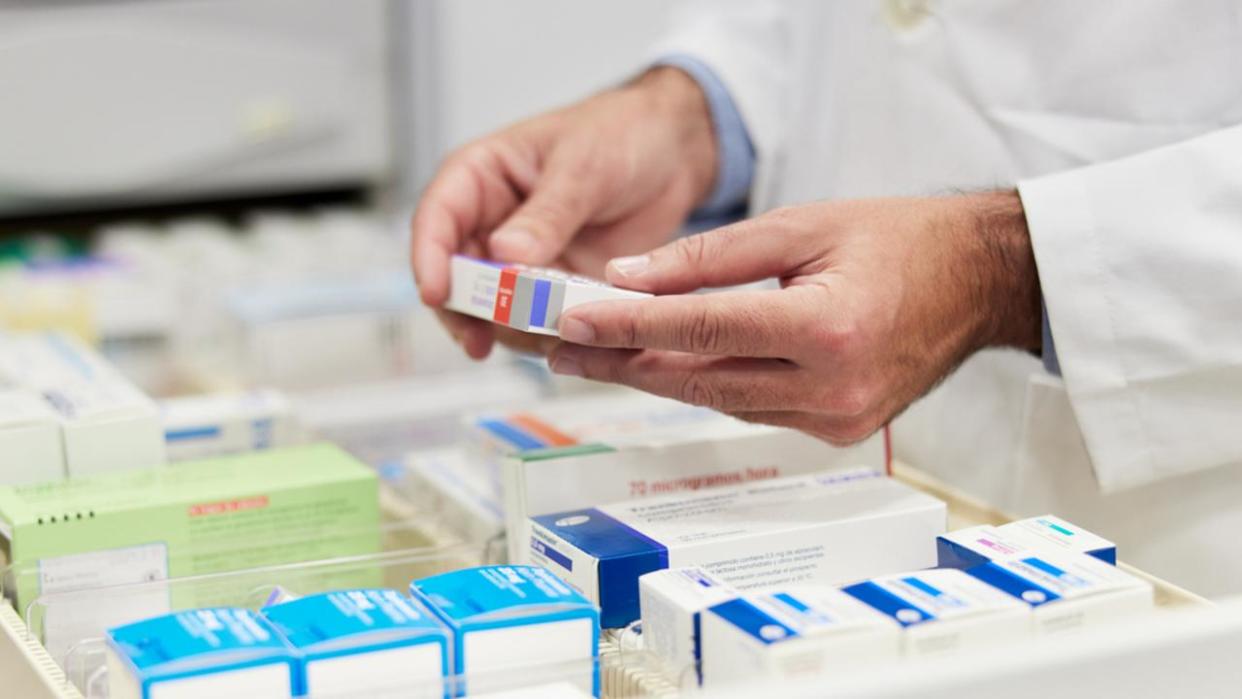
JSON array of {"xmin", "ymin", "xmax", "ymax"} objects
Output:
[
  {"xmin": 653, "ymin": 54, "xmax": 756, "ymax": 218},
  {"xmin": 1018, "ymin": 173, "xmax": 1157, "ymax": 492}
]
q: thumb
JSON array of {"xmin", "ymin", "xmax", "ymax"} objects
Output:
[
  {"xmin": 604, "ymin": 217, "xmax": 808, "ymax": 294},
  {"xmin": 488, "ymin": 168, "xmax": 605, "ymax": 266}
]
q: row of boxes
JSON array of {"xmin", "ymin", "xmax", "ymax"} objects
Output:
[
  {"xmin": 105, "ymin": 565, "xmax": 599, "ymax": 699},
  {"xmin": 637, "ymin": 516, "xmax": 1148, "ymax": 688}
]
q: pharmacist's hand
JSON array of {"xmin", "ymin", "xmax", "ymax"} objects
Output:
[
  {"xmin": 411, "ymin": 67, "xmax": 717, "ymax": 359},
  {"xmin": 545, "ymin": 193, "xmax": 1042, "ymax": 445}
]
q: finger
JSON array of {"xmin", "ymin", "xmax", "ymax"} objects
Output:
[
  {"xmin": 488, "ymin": 162, "xmax": 608, "ymax": 266},
  {"xmin": 546, "ymin": 346, "xmax": 813, "ymax": 412},
  {"xmin": 492, "ymin": 326, "xmax": 561, "ymax": 356},
  {"xmin": 603, "ymin": 211, "xmax": 822, "ymax": 294},
  {"xmin": 411, "ymin": 147, "xmax": 527, "ymax": 306},
  {"xmin": 558, "ymin": 287, "xmax": 816, "ymax": 358},
  {"xmin": 729, "ymin": 410, "xmax": 880, "ymax": 447},
  {"xmin": 435, "ymin": 309, "xmax": 495, "ymax": 360}
]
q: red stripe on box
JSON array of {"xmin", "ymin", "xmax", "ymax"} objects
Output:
[{"xmin": 493, "ymin": 268, "xmax": 518, "ymax": 324}]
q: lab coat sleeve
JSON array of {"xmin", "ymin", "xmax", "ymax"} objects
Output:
[
  {"xmin": 648, "ymin": 0, "xmax": 791, "ymax": 184},
  {"xmin": 1018, "ymin": 124, "xmax": 1242, "ymax": 492}
]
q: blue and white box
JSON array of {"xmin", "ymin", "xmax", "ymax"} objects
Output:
[
  {"xmin": 699, "ymin": 585, "xmax": 899, "ymax": 687},
  {"xmin": 262, "ymin": 588, "xmax": 450, "ymax": 698},
  {"xmin": 410, "ymin": 565, "xmax": 600, "ymax": 696},
  {"xmin": 1000, "ymin": 515, "xmax": 1117, "ymax": 564},
  {"xmin": 967, "ymin": 551, "xmax": 1153, "ymax": 634},
  {"xmin": 160, "ymin": 389, "xmax": 301, "ymax": 462},
  {"xmin": 105, "ymin": 607, "xmax": 298, "ymax": 699},
  {"xmin": 638, "ymin": 567, "xmax": 738, "ymax": 685},
  {"xmin": 528, "ymin": 468, "xmax": 945, "ymax": 628},
  {"xmin": 937, "ymin": 516, "xmax": 1116, "ymax": 570},
  {"xmin": 842, "ymin": 569, "xmax": 1030, "ymax": 657}
]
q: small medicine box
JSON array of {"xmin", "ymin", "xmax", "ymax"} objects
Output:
[
  {"xmin": 699, "ymin": 585, "xmax": 900, "ymax": 687},
  {"xmin": 262, "ymin": 588, "xmax": 450, "ymax": 697},
  {"xmin": 410, "ymin": 565, "xmax": 600, "ymax": 696},
  {"xmin": 106, "ymin": 607, "xmax": 298, "ymax": 699},
  {"xmin": 842, "ymin": 568, "xmax": 1031, "ymax": 656},
  {"xmin": 638, "ymin": 566, "xmax": 739, "ymax": 684}
]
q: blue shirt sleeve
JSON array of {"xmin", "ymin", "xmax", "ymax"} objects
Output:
[
  {"xmin": 654, "ymin": 54, "xmax": 756, "ymax": 218},
  {"xmin": 1042, "ymin": 297, "xmax": 1061, "ymax": 375}
]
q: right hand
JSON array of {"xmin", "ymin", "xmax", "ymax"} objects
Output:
[{"xmin": 410, "ymin": 66, "xmax": 718, "ymax": 359}]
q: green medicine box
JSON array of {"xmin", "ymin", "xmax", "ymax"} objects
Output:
[{"xmin": 0, "ymin": 443, "xmax": 381, "ymax": 613}]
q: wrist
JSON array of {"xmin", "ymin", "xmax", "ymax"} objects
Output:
[
  {"xmin": 965, "ymin": 190, "xmax": 1043, "ymax": 353},
  {"xmin": 628, "ymin": 66, "xmax": 719, "ymax": 207}
]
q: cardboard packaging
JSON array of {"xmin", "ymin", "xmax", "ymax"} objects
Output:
[
  {"xmin": 0, "ymin": 331, "xmax": 165, "ymax": 476},
  {"xmin": 263, "ymin": 588, "xmax": 450, "ymax": 697},
  {"xmin": 410, "ymin": 565, "xmax": 600, "ymax": 697},
  {"xmin": 402, "ymin": 448, "xmax": 505, "ymax": 544},
  {"xmin": 528, "ymin": 468, "xmax": 945, "ymax": 628},
  {"xmin": 638, "ymin": 567, "xmax": 738, "ymax": 684},
  {"xmin": 106, "ymin": 607, "xmax": 298, "ymax": 699},
  {"xmin": 0, "ymin": 443, "xmax": 380, "ymax": 613},
  {"xmin": 966, "ymin": 551, "xmax": 1153, "ymax": 634},
  {"xmin": 470, "ymin": 391, "xmax": 887, "ymax": 563},
  {"xmin": 0, "ymin": 389, "xmax": 66, "ymax": 485},
  {"xmin": 160, "ymin": 389, "xmax": 301, "ymax": 461},
  {"xmin": 938, "ymin": 516, "xmax": 1117, "ymax": 571},
  {"xmin": 699, "ymin": 585, "xmax": 900, "ymax": 687},
  {"xmin": 841, "ymin": 568, "xmax": 1031, "ymax": 657},
  {"xmin": 446, "ymin": 255, "xmax": 650, "ymax": 335}
]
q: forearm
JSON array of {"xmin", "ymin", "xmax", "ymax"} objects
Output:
[{"xmin": 625, "ymin": 66, "xmax": 719, "ymax": 211}]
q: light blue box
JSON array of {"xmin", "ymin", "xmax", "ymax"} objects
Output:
[
  {"xmin": 262, "ymin": 588, "xmax": 450, "ymax": 697},
  {"xmin": 410, "ymin": 565, "xmax": 600, "ymax": 697},
  {"xmin": 106, "ymin": 607, "xmax": 298, "ymax": 699}
]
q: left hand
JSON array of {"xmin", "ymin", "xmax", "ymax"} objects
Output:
[{"xmin": 545, "ymin": 192, "xmax": 1042, "ymax": 445}]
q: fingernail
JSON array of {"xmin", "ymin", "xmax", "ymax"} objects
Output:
[
  {"xmin": 549, "ymin": 353, "xmax": 583, "ymax": 377},
  {"xmin": 490, "ymin": 228, "xmax": 535, "ymax": 258},
  {"xmin": 608, "ymin": 254, "xmax": 650, "ymax": 278},
  {"xmin": 558, "ymin": 316, "xmax": 595, "ymax": 344}
]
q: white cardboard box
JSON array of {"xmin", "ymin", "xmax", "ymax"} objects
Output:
[
  {"xmin": 159, "ymin": 389, "xmax": 301, "ymax": 461},
  {"xmin": 0, "ymin": 389, "xmax": 66, "ymax": 485},
  {"xmin": 638, "ymin": 567, "xmax": 739, "ymax": 684},
  {"xmin": 966, "ymin": 551, "xmax": 1153, "ymax": 635},
  {"xmin": 446, "ymin": 255, "xmax": 650, "ymax": 335},
  {"xmin": 528, "ymin": 468, "xmax": 945, "ymax": 628},
  {"xmin": 937, "ymin": 517, "xmax": 1116, "ymax": 571},
  {"xmin": 841, "ymin": 568, "xmax": 1031, "ymax": 657},
  {"xmin": 402, "ymin": 447, "xmax": 505, "ymax": 544},
  {"xmin": 699, "ymin": 585, "xmax": 900, "ymax": 687},
  {"xmin": 0, "ymin": 332, "xmax": 165, "ymax": 476},
  {"xmin": 471, "ymin": 391, "xmax": 887, "ymax": 562}
]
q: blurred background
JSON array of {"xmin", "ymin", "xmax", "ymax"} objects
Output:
[{"xmin": 0, "ymin": 0, "xmax": 673, "ymax": 397}]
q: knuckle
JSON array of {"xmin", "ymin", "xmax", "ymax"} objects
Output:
[
  {"xmin": 682, "ymin": 307, "xmax": 724, "ymax": 354},
  {"xmin": 677, "ymin": 372, "xmax": 721, "ymax": 409},
  {"xmin": 824, "ymin": 417, "xmax": 877, "ymax": 446},
  {"xmin": 823, "ymin": 380, "xmax": 875, "ymax": 418}
]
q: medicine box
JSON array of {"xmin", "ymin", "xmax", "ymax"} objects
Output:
[
  {"xmin": 106, "ymin": 607, "xmax": 299, "ymax": 699},
  {"xmin": 410, "ymin": 565, "xmax": 600, "ymax": 696},
  {"xmin": 0, "ymin": 443, "xmax": 380, "ymax": 611},
  {"xmin": 938, "ymin": 516, "xmax": 1117, "ymax": 571},
  {"xmin": 472, "ymin": 390, "xmax": 886, "ymax": 562},
  {"xmin": 473, "ymin": 681, "xmax": 594, "ymax": 698},
  {"xmin": 446, "ymin": 255, "xmax": 650, "ymax": 335},
  {"xmin": 160, "ymin": 389, "xmax": 301, "ymax": 461},
  {"xmin": 262, "ymin": 588, "xmax": 450, "ymax": 697},
  {"xmin": 528, "ymin": 467, "xmax": 945, "ymax": 628},
  {"xmin": 638, "ymin": 567, "xmax": 738, "ymax": 684},
  {"xmin": 1001, "ymin": 515, "xmax": 1116, "ymax": 564},
  {"xmin": 402, "ymin": 448, "xmax": 505, "ymax": 544},
  {"xmin": 966, "ymin": 551, "xmax": 1153, "ymax": 634},
  {"xmin": 699, "ymin": 585, "xmax": 900, "ymax": 687},
  {"xmin": 0, "ymin": 331, "xmax": 165, "ymax": 477},
  {"xmin": 0, "ymin": 388, "xmax": 65, "ymax": 485},
  {"xmin": 841, "ymin": 568, "xmax": 1030, "ymax": 657}
]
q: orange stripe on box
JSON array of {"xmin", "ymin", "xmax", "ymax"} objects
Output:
[
  {"xmin": 508, "ymin": 413, "xmax": 578, "ymax": 447},
  {"xmin": 493, "ymin": 268, "xmax": 518, "ymax": 324}
]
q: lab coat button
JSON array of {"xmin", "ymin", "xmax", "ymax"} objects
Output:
[{"xmin": 884, "ymin": 0, "xmax": 931, "ymax": 31}]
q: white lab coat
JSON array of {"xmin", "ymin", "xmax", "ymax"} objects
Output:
[{"xmin": 656, "ymin": 0, "xmax": 1242, "ymax": 597}]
